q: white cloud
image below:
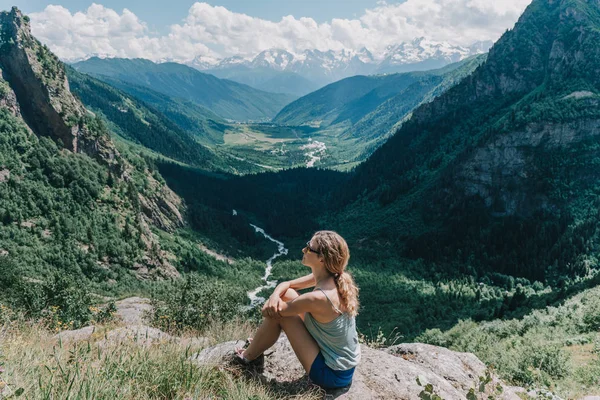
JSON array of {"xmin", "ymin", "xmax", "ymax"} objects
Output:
[{"xmin": 29, "ymin": 0, "xmax": 532, "ymax": 62}]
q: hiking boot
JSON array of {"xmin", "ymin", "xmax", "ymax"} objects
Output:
[
  {"xmin": 229, "ymin": 350, "xmax": 265, "ymax": 373},
  {"xmin": 229, "ymin": 339, "xmax": 265, "ymax": 372}
]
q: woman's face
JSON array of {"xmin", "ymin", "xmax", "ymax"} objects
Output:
[{"xmin": 301, "ymin": 238, "xmax": 322, "ymax": 268}]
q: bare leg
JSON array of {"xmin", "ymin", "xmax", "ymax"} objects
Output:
[
  {"xmin": 242, "ymin": 316, "xmax": 281, "ymax": 360},
  {"xmin": 243, "ymin": 289, "xmax": 301, "ymax": 360},
  {"xmin": 243, "ymin": 289, "xmax": 320, "ymax": 373},
  {"xmin": 279, "ymin": 315, "xmax": 320, "ymax": 373}
]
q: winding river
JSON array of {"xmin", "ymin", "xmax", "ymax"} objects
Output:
[{"xmin": 246, "ymin": 224, "xmax": 288, "ymax": 309}]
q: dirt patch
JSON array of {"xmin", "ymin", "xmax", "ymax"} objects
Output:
[{"xmin": 198, "ymin": 243, "xmax": 234, "ymax": 264}]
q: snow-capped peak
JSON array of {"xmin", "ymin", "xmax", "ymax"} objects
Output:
[
  {"xmin": 188, "ymin": 55, "xmax": 221, "ymax": 70},
  {"xmin": 251, "ymin": 49, "xmax": 295, "ymax": 70},
  {"xmin": 186, "ymin": 38, "xmax": 492, "ymax": 85}
]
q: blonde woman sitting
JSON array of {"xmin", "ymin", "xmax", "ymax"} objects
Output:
[{"xmin": 235, "ymin": 230, "xmax": 361, "ymax": 389}]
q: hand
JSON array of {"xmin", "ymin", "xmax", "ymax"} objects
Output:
[{"xmin": 262, "ymin": 294, "xmax": 282, "ymax": 319}]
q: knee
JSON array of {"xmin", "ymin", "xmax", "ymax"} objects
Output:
[{"xmin": 281, "ymin": 288, "xmax": 300, "ymax": 302}]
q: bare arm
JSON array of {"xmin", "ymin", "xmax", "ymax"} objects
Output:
[
  {"xmin": 273, "ymin": 273, "xmax": 316, "ymax": 297},
  {"xmin": 262, "ymin": 292, "xmax": 319, "ymax": 318},
  {"xmin": 263, "ymin": 274, "xmax": 316, "ymax": 317}
]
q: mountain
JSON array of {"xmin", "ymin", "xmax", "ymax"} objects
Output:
[
  {"xmin": 0, "ymin": 6, "xmax": 270, "ymax": 306},
  {"xmin": 375, "ymin": 38, "xmax": 493, "ymax": 74},
  {"xmin": 332, "ymin": 0, "xmax": 600, "ymax": 281},
  {"xmin": 0, "ymin": 7, "xmax": 187, "ymax": 284},
  {"xmin": 66, "ymin": 67, "xmax": 244, "ymax": 171},
  {"xmin": 71, "ymin": 58, "xmax": 296, "ymax": 122},
  {"xmin": 207, "ymin": 64, "xmax": 320, "ymax": 97},
  {"xmin": 72, "ymin": 73, "xmax": 228, "ymax": 146},
  {"xmin": 272, "ymin": 55, "xmax": 486, "ymax": 161},
  {"xmin": 193, "ymin": 40, "xmax": 491, "ymax": 95}
]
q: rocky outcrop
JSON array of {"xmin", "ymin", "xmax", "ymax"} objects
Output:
[
  {"xmin": 0, "ymin": 168, "xmax": 9, "ymax": 183},
  {"xmin": 53, "ymin": 325, "xmax": 96, "ymax": 343},
  {"xmin": 114, "ymin": 297, "xmax": 152, "ymax": 325},
  {"xmin": 0, "ymin": 73, "xmax": 20, "ymax": 117},
  {"xmin": 0, "ymin": 7, "xmax": 83, "ymax": 152},
  {"xmin": 457, "ymin": 118, "xmax": 600, "ymax": 215},
  {"xmin": 191, "ymin": 335, "xmax": 524, "ymax": 400},
  {"xmin": 137, "ymin": 173, "xmax": 184, "ymax": 232},
  {"xmin": 51, "ymin": 297, "xmax": 210, "ymax": 349},
  {"xmin": 0, "ymin": 7, "xmax": 121, "ymax": 172},
  {"xmin": 0, "ymin": 8, "xmax": 184, "ymax": 279}
]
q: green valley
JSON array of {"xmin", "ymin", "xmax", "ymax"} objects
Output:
[{"xmin": 2, "ymin": 0, "xmax": 600, "ymax": 398}]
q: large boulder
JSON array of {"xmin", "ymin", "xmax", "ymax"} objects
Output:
[
  {"xmin": 191, "ymin": 335, "xmax": 524, "ymax": 399},
  {"xmin": 115, "ymin": 297, "xmax": 152, "ymax": 325},
  {"xmin": 53, "ymin": 326, "xmax": 96, "ymax": 343},
  {"xmin": 98, "ymin": 325, "xmax": 174, "ymax": 347}
]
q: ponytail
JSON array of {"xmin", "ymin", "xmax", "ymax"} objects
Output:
[
  {"xmin": 313, "ymin": 230, "xmax": 360, "ymax": 317},
  {"xmin": 334, "ymin": 271, "xmax": 359, "ymax": 317}
]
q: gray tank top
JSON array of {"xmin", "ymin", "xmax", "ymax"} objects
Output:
[{"xmin": 303, "ymin": 288, "xmax": 361, "ymax": 371}]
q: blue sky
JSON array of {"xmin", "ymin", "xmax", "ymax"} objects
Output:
[{"xmin": 5, "ymin": 0, "xmax": 386, "ymax": 32}]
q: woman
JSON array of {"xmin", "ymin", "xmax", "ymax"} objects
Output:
[{"xmin": 235, "ymin": 230, "xmax": 361, "ymax": 390}]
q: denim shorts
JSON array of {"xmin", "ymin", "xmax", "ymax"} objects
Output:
[{"xmin": 308, "ymin": 352, "xmax": 355, "ymax": 389}]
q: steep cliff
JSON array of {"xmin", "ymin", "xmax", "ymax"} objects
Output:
[{"xmin": 0, "ymin": 7, "xmax": 183, "ymax": 279}]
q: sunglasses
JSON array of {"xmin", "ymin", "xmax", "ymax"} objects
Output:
[{"xmin": 304, "ymin": 241, "xmax": 321, "ymax": 255}]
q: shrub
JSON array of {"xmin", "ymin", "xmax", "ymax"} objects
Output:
[
  {"xmin": 151, "ymin": 274, "xmax": 245, "ymax": 333},
  {"xmin": 513, "ymin": 343, "xmax": 571, "ymax": 386},
  {"xmin": 582, "ymin": 296, "xmax": 600, "ymax": 331}
]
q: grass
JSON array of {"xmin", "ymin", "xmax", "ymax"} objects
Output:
[{"xmin": 0, "ymin": 317, "xmax": 321, "ymax": 400}]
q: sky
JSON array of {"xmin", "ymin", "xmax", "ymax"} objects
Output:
[
  {"xmin": 0, "ymin": 0, "xmax": 534, "ymax": 62},
  {"xmin": 6, "ymin": 0, "xmax": 385, "ymax": 29}
]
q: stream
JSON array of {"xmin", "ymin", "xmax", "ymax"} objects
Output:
[{"xmin": 245, "ymin": 224, "xmax": 288, "ymax": 309}]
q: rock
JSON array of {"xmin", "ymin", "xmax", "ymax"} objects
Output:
[
  {"xmin": 53, "ymin": 326, "xmax": 96, "ymax": 343},
  {"xmin": 562, "ymin": 90, "xmax": 597, "ymax": 100},
  {"xmin": 190, "ymin": 335, "xmax": 524, "ymax": 399},
  {"xmin": 386, "ymin": 343, "xmax": 486, "ymax": 391},
  {"xmin": 190, "ymin": 339, "xmax": 244, "ymax": 366},
  {"xmin": 0, "ymin": 169, "xmax": 10, "ymax": 183},
  {"xmin": 98, "ymin": 325, "xmax": 174, "ymax": 347},
  {"xmin": 115, "ymin": 297, "xmax": 152, "ymax": 325}
]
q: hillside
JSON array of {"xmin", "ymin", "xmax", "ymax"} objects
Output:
[
  {"xmin": 271, "ymin": 56, "xmax": 486, "ymax": 163},
  {"xmin": 331, "ymin": 0, "xmax": 600, "ymax": 282},
  {"xmin": 66, "ymin": 67, "xmax": 237, "ymax": 171},
  {"xmin": 0, "ymin": 7, "xmax": 187, "ymax": 287},
  {"xmin": 0, "ymin": 7, "xmax": 272, "ymax": 326},
  {"xmin": 72, "ymin": 57, "xmax": 296, "ymax": 122},
  {"xmin": 83, "ymin": 75, "xmax": 228, "ymax": 146},
  {"xmin": 209, "ymin": 66, "xmax": 320, "ymax": 97},
  {"xmin": 273, "ymin": 56, "xmax": 485, "ymax": 128}
]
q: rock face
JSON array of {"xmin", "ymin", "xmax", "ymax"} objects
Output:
[
  {"xmin": 457, "ymin": 118, "xmax": 600, "ymax": 215},
  {"xmin": 0, "ymin": 7, "xmax": 118, "ymax": 163},
  {"xmin": 0, "ymin": 8, "xmax": 81, "ymax": 152},
  {"xmin": 0, "ymin": 7, "xmax": 184, "ymax": 279},
  {"xmin": 191, "ymin": 335, "xmax": 524, "ymax": 399}
]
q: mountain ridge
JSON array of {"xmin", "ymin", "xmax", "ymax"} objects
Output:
[
  {"xmin": 190, "ymin": 39, "xmax": 492, "ymax": 94},
  {"xmin": 72, "ymin": 57, "xmax": 296, "ymax": 122},
  {"xmin": 331, "ymin": 0, "xmax": 600, "ymax": 281}
]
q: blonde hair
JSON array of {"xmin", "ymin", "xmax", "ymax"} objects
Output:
[{"xmin": 312, "ymin": 230, "xmax": 360, "ymax": 317}]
